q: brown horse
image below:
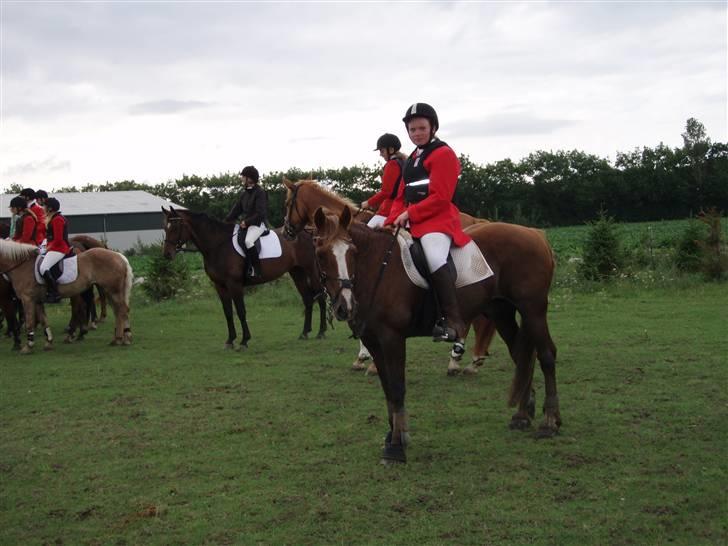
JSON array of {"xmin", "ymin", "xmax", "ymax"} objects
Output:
[
  {"xmin": 70, "ymin": 235, "xmax": 109, "ymax": 326},
  {"xmin": 0, "ymin": 275, "xmax": 21, "ymax": 349},
  {"xmin": 313, "ymin": 207, "xmax": 560, "ymax": 463},
  {"xmin": 162, "ymin": 207, "xmax": 326, "ymax": 348},
  {"xmin": 282, "ymin": 178, "xmax": 496, "ymax": 374},
  {"xmin": 0, "ymin": 239, "xmax": 133, "ymax": 353}
]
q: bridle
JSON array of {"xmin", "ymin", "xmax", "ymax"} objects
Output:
[
  {"xmin": 283, "ymin": 184, "xmax": 303, "ymax": 239},
  {"xmin": 164, "ymin": 217, "xmax": 198, "ymax": 253}
]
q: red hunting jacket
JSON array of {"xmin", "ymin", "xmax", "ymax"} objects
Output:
[
  {"xmin": 46, "ymin": 213, "xmax": 71, "ymax": 254},
  {"xmin": 12, "ymin": 211, "xmax": 38, "ymax": 245},
  {"xmin": 29, "ymin": 202, "xmax": 47, "ymax": 244},
  {"xmin": 366, "ymin": 158, "xmax": 402, "ymax": 218},
  {"xmin": 385, "ymin": 143, "xmax": 471, "ymax": 247}
]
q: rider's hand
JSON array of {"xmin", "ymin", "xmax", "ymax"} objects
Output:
[
  {"xmin": 361, "ymin": 201, "xmax": 369, "ymax": 209},
  {"xmin": 393, "ymin": 211, "xmax": 409, "ymax": 227}
]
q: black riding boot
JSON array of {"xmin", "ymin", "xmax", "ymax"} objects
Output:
[
  {"xmin": 430, "ymin": 265, "xmax": 466, "ymax": 343},
  {"xmin": 43, "ymin": 272, "xmax": 62, "ymax": 304},
  {"xmin": 246, "ymin": 246, "xmax": 261, "ymax": 279}
]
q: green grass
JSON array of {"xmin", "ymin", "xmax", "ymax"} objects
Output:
[{"xmin": 1, "ymin": 275, "xmax": 726, "ymax": 545}]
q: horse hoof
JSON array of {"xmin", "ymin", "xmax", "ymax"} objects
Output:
[
  {"xmin": 20, "ymin": 346, "xmax": 32, "ymax": 355},
  {"xmin": 446, "ymin": 366, "xmax": 461, "ymax": 376},
  {"xmin": 43, "ymin": 343, "xmax": 53, "ymax": 351},
  {"xmin": 89, "ymin": 322, "xmax": 98, "ymax": 331},
  {"xmin": 365, "ymin": 363, "xmax": 378, "ymax": 376},
  {"xmin": 224, "ymin": 343, "xmax": 233, "ymax": 350},
  {"xmin": 509, "ymin": 417, "xmax": 532, "ymax": 430},
  {"xmin": 463, "ymin": 365, "xmax": 479, "ymax": 376},
  {"xmin": 316, "ymin": 332, "xmax": 326, "ymax": 340},
  {"xmin": 535, "ymin": 425, "xmax": 558, "ymax": 439},
  {"xmin": 298, "ymin": 333, "xmax": 309, "ymax": 340},
  {"xmin": 110, "ymin": 339, "xmax": 121, "ymax": 346},
  {"xmin": 64, "ymin": 336, "xmax": 73, "ymax": 344},
  {"xmin": 123, "ymin": 339, "xmax": 132, "ymax": 346},
  {"xmin": 472, "ymin": 357, "xmax": 486, "ymax": 367},
  {"xmin": 351, "ymin": 360, "xmax": 367, "ymax": 371},
  {"xmin": 380, "ymin": 443, "xmax": 406, "ymax": 464}
]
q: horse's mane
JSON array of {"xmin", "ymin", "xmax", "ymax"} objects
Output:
[
  {"xmin": 295, "ymin": 180, "xmax": 357, "ymax": 210},
  {"xmin": 0, "ymin": 239, "xmax": 39, "ymax": 262},
  {"xmin": 178, "ymin": 209, "xmax": 234, "ymax": 232}
]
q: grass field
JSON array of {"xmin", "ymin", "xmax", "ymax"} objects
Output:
[{"xmin": 1, "ymin": 269, "xmax": 726, "ymax": 545}]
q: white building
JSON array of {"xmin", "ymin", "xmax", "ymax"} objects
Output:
[{"xmin": 0, "ymin": 190, "xmax": 185, "ymax": 252}]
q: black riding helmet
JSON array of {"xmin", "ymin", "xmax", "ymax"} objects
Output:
[
  {"xmin": 240, "ymin": 166, "xmax": 259, "ymax": 183},
  {"xmin": 10, "ymin": 196, "xmax": 27, "ymax": 209},
  {"xmin": 19, "ymin": 188, "xmax": 36, "ymax": 200},
  {"xmin": 402, "ymin": 102, "xmax": 439, "ymax": 133},
  {"xmin": 36, "ymin": 189, "xmax": 49, "ymax": 199},
  {"xmin": 373, "ymin": 133, "xmax": 401, "ymax": 151},
  {"xmin": 45, "ymin": 197, "xmax": 61, "ymax": 212}
]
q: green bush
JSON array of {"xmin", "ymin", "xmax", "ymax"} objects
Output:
[
  {"xmin": 697, "ymin": 208, "xmax": 728, "ymax": 281},
  {"xmin": 578, "ymin": 210, "xmax": 624, "ymax": 280},
  {"xmin": 141, "ymin": 247, "xmax": 191, "ymax": 301},
  {"xmin": 674, "ymin": 220, "xmax": 705, "ymax": 272}
]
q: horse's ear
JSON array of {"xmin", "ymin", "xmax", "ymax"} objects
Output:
[
  {"xmin": 282, "ymin": 177, "xmax": 295, "ymax": 191},
  {"xmin": 314, "ymin": 207, "xmax": 329, "ymax": 236},
  {"xmin": 340, "ymin": 206, "xmax": 352, "ymax": 230},
  {"xmin": 161, "ymin": 206, "xmax": 168, "ymax": 215}
]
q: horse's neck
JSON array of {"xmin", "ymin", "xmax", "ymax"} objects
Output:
[
  {"xmin": 185, "ymin": 216, "xmax": 230, "ymax": 256},
  {"xmin": 350, "ymin": 224, "xmax": 403, "ymax": 290},
  {"xmin": 303, "ymin": 186, "xmax": 353, "ymax": 221}
]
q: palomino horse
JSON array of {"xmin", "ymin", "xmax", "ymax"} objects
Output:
[
  {"xmin": 282, "ymin": 178, "xmax": 496, "ymax": 374},
  {"xmin": 313, "ymin": 207, "xmax": 560, "ymax": 463},
  {"xmin": 162, "ymin": 207, "xmax": 326, "ymax": 349},
  {"xmin": 0, "ymin": 239, "xmax": 133, "ymax": 353}
]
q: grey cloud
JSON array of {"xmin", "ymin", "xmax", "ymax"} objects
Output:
[
  {"xmin": 3, "ymin": 157, "xmax": 71, "ymax": 178},
  {"xmin": 448, "ymin": 112, "xmax": 578, "ymax": 138},
  {"xmin": 129, "ymin": 100, "xmax": 211, "ymax": 116}
]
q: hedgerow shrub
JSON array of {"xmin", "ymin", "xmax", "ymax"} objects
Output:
[
  {"xmin": 578, "ymin": 211, "xmax": 624, "ymax": 280},
  {"xmin": 674, "ymin": 220, "xmax": 705, "ymax": 272},
  {"xmin": 141, "ymin": 247, "xmax": 191, "ymax": 301}
]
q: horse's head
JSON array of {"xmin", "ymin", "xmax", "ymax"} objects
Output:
[
  {"xmin": 283, "ymin": 178, "xmax": 306, "ymax": 239},
  {"xmin": 313, "ymin": 206, "xmax": 357, "ymax": 322},
  {"xmin": 162, "ymin": 207, "xmax": 191, "ymax": 259}
]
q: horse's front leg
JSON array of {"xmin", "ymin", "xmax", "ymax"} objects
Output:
[
  {"xmin": 366, "ymin": 330, "xmax": 407, "ymax": 464},
  {"xmin": 288, "ymin": 269, "xmax": 313, "ymax": 340},
  {"xmin": 20, "ymin": 297, "xmax": 38, "ymax": 354},
  {"xmin": 231, "ymin": 289, "xmax": 250, "ymax": 349},
  {"xmin": 214, "ymin": 284, "xmax": 236, "ymax": 349}
]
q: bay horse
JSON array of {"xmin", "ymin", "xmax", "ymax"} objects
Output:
[
  {"xmin": 313, "ymin": 206, "xmax": 560, "ymax": 463},
  {"xmin": 161, "ymin": 207, "xmax": 326, "ymax": 349},
  {"xmin": 282, "ymin": 178, "xmax": 496, "ymax": 375},
  {"xmin": 0, "ymin": 239, "xmax": 133, "ymax": 353}
]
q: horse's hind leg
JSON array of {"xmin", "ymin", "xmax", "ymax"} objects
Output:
[
  {"xmin": 289, "ymin": 269, "xmax": 313, "ymax": 340},
  {"xmin": 524, "ymin": 311, "xmax": 560, "ymax": 437},
  {"xmin": 493, "ymin": 303, "xmax": 537, "ymax": 429},
  {"xmin": 471, "ymin": 315, "xmax": 496, "ymax": 367},
  {"xmin": 97, "ymin": 286, "xmax": 107, "ymax": 323}
]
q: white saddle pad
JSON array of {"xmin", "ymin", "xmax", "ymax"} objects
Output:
[
  {"xmin": 396, "ymin": 231, "xmax": 493, "ymax": 290},
  {"xmin": 34, "ymin": 255, "xmax": 79, "ymax": 285},
  {"xmin": 232, "ymin": 225, "xmax": 282, "ymax": 259}
]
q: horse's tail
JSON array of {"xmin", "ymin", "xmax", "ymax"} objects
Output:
[{"xmin": 120, "ymin": 253, "xmax": 133, "ymax": 306}]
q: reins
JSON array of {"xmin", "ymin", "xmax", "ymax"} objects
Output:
[{"xmin": 352, "ymin": 226, "xmax": 400, "ymax": 338}]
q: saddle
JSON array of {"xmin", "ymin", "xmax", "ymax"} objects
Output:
[
  {"xmin": 231, "ymin": 225, "xmax": 282, "ymax": 260},
  {"xmin": 34, "ymin": 251, "xmax": 79, "ymax": 285}
]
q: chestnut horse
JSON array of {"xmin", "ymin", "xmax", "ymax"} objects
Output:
[
  {"xmin": 162, "ymin": 207, "xmax": 326, "ymax": 349},
  {"xmin": 282, "ymin": 178, "xmax": 496, "ymax": 374},
  {"xmin": 313, "ymin": 207, "xmax": 560, "ymax": 464},
  {"xmin": 0, "ymin": 239, "xmax": 133, "ymax": 353}
]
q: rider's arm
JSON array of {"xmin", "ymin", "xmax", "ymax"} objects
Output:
[{"xmin": 224, "ymin": 196, "xmax": 242, "ymax": 223}]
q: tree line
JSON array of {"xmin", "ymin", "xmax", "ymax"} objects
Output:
[{"xmin": 7, "ymin": 118, "xmax": 726, "ymax": 227}]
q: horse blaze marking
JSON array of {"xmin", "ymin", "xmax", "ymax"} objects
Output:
[{"xmin": 332, "ymin": 240, "xmax": 353, "ymax": 309}]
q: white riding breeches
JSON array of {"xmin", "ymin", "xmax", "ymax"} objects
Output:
[
  {"xmin": 39, "ymin": 251, "xmax": 65, "ymax": 275},
  {"xmin": 420, "ymin": 232, "xmax": 452, "ymax": 273},
  {"xmin": 366, "ymin": 214, "xmax": 387, "ymax": 229},
  {"xmin": 245, "ymin": 224, "xmax": 266, "ymax": 249}
]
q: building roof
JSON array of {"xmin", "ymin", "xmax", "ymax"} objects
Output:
[{"xmin": 0, "ymin": 190, "xmax": 185, "ymax": 217}]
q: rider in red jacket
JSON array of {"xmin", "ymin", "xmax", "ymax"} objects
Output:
[
  {"xmin": 9, "ymin": 196, "xmax": 38, "ymax": 245},
  {"xmin": 19, "ymin": 188, "xmax": 46, "ymax": 244},
  {"xmin": 385, "ymin": 103, "xmax": 470, "ymax": 351},
  {"xmin": 39, "ymin": 198, "xmax": 71, "ymax": 303},
  {"xmin": 361, "ymin": 133, "xmax": 407, "ymax": 228}
]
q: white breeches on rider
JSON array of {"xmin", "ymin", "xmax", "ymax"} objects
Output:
[
  {"xmin": 245, "ymin": 224, "xmax": 266, "ymax": 249},
  {"xmin": 366, "ymin": 214, "xmax": 387, "ymax": 229},
  {"xmin": 39, "ymin": 251, "xmax": 65, "ymax": 275},
  {"xmin": 420, "ymin": 232, "xmax": 452, "ymax": 273}
]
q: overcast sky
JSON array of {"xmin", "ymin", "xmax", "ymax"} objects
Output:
[{"xmin": 0, "ymin": 1, "xmax": 726, "ymax": 191}]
